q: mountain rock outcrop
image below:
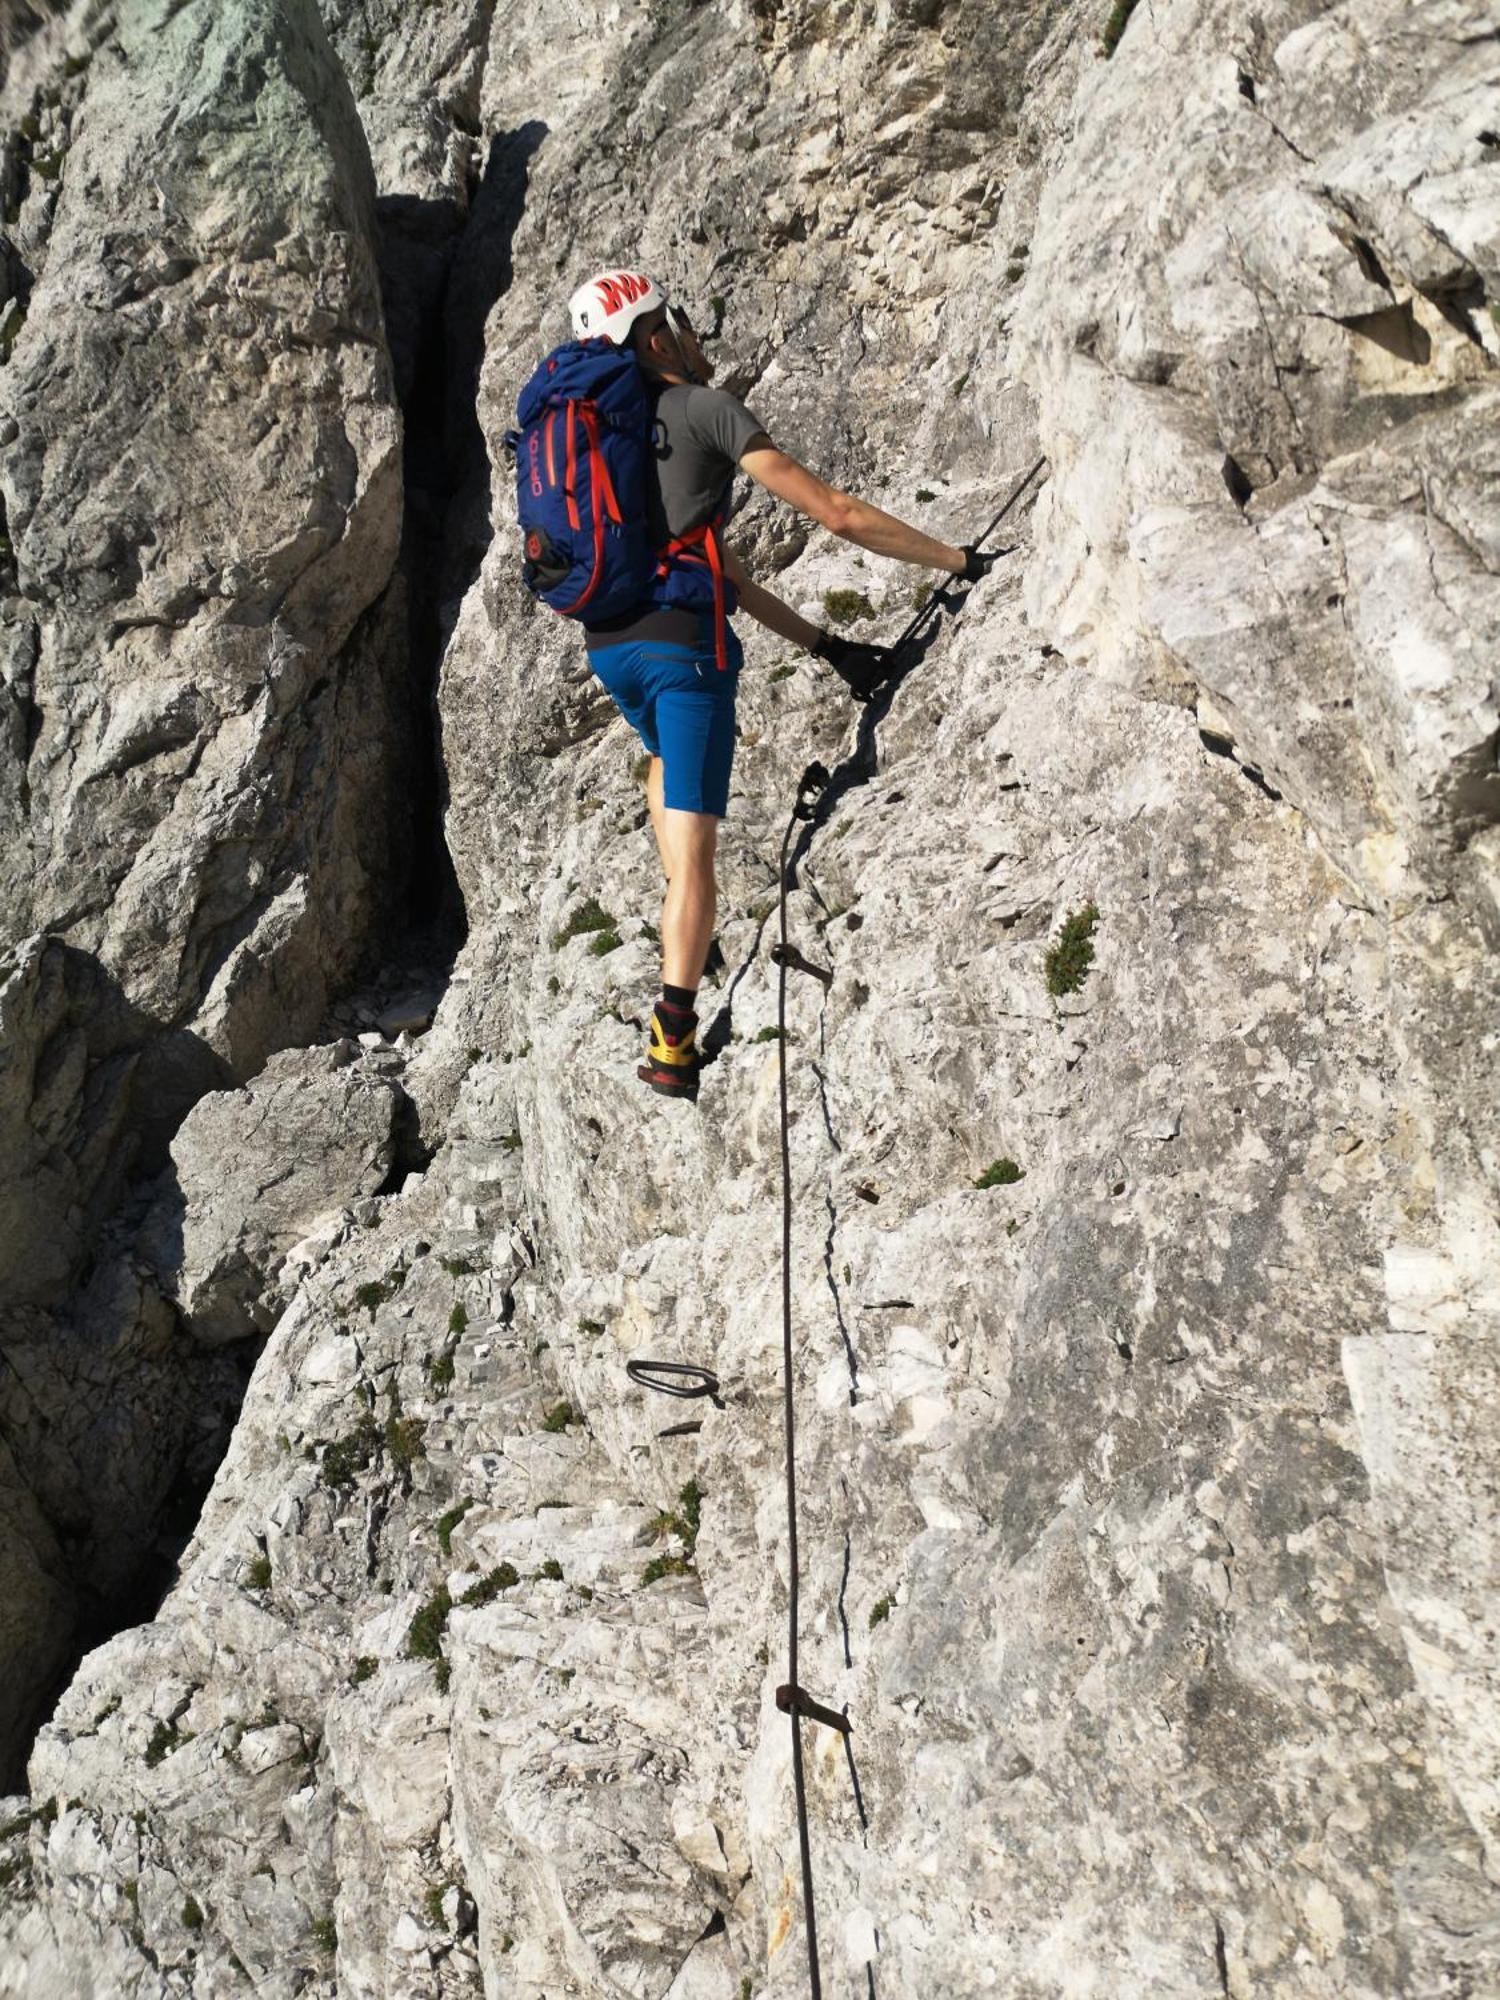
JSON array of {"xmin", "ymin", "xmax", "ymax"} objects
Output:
[
  {"xmin": 0, "ymin": 0, "xmax": 408, "ymax": 1793},
  {"xmin": 0, "ymin": 1, "xmax": 1496, "ymax": 1997}
]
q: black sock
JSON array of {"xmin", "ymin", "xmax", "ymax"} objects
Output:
[{"xmin": 661, "ymin": 982, "xmax": 697, "ymax": 1014}]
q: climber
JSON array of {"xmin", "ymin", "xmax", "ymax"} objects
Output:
[{"xmin": 566, "ymin": 268, "xmax": 999, "ymax": 1101}]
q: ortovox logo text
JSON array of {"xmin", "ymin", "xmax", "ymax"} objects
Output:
[{"xmin": 528, "ymin": 431, "xmax": 543, "ymax": 498}]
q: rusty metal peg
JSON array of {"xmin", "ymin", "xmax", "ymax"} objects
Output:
[
  {"xmin": 776, "ymin": 1684, "xmax": 853, "ymax": 1736},
  {"xmin": 771, "ymin": 942, "xmax": 833, "ymax": 990}
]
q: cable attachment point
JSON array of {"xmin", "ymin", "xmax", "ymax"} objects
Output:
[
  {"xmin": 776, "ymin": 1684, "xmax": 854, "ymax": 1736},
  {"xmin": 625, "ymin": 1358, "xmax": 723, "ymax": 1404},
  {"xmin": 771, "ymin": 942, "xmax": 834, "ymax": 990},
  {"xmin": 793, "ymin": 761, "xmax": 831, "ymax": 821}
]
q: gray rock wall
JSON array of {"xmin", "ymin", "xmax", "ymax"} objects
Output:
[
  {"xmin": 0, "ymin": 1, "xmax": 1496, "ymax": 1997},
  {"xmin": 0, "ymin": 0, "xmax": 412, "ymax": 1796}
]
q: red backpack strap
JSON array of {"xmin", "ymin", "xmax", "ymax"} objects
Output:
[{"xmin": 656, "ymin": 512, "xmax": 731, "ymax": 670}]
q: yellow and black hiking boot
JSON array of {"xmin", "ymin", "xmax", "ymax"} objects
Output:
[{"xmin": 638, "ymin": 998, "xmax": 700, "ymax": 1100}]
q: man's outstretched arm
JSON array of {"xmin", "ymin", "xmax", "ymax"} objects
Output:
[
  {"xmin": 739, "ymin": 445, "xmax": 967, "ymax": 572},
  {"xmin": 719, "ymin": 543, "xmax": 822, "ymax": 649}
]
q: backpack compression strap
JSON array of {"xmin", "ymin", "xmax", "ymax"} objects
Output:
[{"xmin": 656, "ymin": 519, "xmax": 730, "ymax": 670}]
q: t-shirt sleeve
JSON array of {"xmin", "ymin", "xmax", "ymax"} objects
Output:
[{"xmin": 687, "ymin": 386, "xmax": 774, "ymax": 464}]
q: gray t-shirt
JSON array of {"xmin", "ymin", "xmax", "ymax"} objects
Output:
[
  {"xmin": 583, "ymin": 382, "xmax": 772, "ymax": 648},
  {"xmin": 649, "ymin": 383, "xmax": 771, "ymax": 543}
]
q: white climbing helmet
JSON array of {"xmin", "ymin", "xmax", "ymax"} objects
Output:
[{"xmin": 568, "ymin": 268, "xmax": 666, "ymax": 344}]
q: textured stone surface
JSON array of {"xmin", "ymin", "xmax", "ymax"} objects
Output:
[
  {"xmin": 0, "ymin": 0, "xmax": 411, "ymax": 1798},
  {"xmin": 143, "ymin": 1040, "xmax": 413, "ymax": 1348},
  {"xmin": 0, "ymin": 1, "xmax": 1497, "ymax": 1997}
]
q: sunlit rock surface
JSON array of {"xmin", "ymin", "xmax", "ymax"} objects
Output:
[{"xmin": 0, "ymin": 1, "xmax": 1495, "ymax": 1996}]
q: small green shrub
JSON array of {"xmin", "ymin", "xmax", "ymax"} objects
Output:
[
  {"xmin": 1101, "ymin": 0, "xmax": 1139, "ymax": 55},
  {"xmin": 534, "ymin": 1558, "xmax": 564, "ymax": 1582},
  {"xmin": 350, "ymin": 1269, "xmax": 404, "ymax": 1318},
  {"xmin": 321, "ymin": 1417, "xmax": 382, "ymax": 1490},
  {"xmin": 144, "ymin": 1720, "xmax": 181, "ymax": 1767},
  {"xmin": 769, "ymin": 662, "xmax": 795, "ymax": 682},
  {"xmin": 406, "ymin": 1588, "xmax": 452, "ymax": 1684},
  {"xmin": 587, "ymin": 929, "xmax": 623, "ymax": 957},
  {"xmin": 436, "ymin": 1498, "xmax": 475, "ymax": 1554},
  {"xmin": 753, "ymin": 1025, "xmax": 788, "ymax": 1043},
  {"xmin": 577, "ymin": 1317, "xmax": 605, "ymax": 1336},
  {"xmin": 644, "ymin": 1480, "xmax": 705, "ymax": 1563},
  {"xmin": 384, "ymin": 1413, "xmax": 427, "ymax": 1474},
  {"xmin": 822, "ymin": 588, "xmax": 875, "ymax": 625},
  {"xmin": 245, "ymin": 1553, "xmax": 272, "ymax": 1591},
  {"xmin": 182, "ymin": 1897, "xmax": 203, "ymax": 1930},
  {"xmin": 677, "ymin": 1478, "xmax": 704, "ymax": 1549},
  {"xmin": 915, "ymin": 488, "xmax": 936, "ymax": 503},
  {"xmin": 351, "ymin": 1656, "xmax": 377, "ymax": 1685},
  {"xmin": 426, "ymin": 1349, "xmax": 455, "ymax": 1391},
  {"xmin": 553, "ymin": 898, "xmax": 615, "ymax": 949},
  {"xmin": 310, "ymin": 1914, "xmax": 337, "ymax": 1954},
  {"xmin": 1045, "ymin": 902, "xmax": 1100, "ymax": 997},
  {"xmin": 500, "ymin": 1131, "xmax": 523, "ymax": 1151},
  {"xmin": 869, "ymin": 1595, "xmax": 895, "ymax": 1628},
  {"xmin": 460, "ymin": 1563, "xmax": 519, "ymax": 1606},
  {"xmin": 541, "ymin": 1402, "xmax": 577, "ymax": 1434},
  {"xmin": 448, "ymin": 1302, "xmax": 468, "ymax": 1336},
  {"xmin": 974, "ymin": 1158, "xmax": 1024, "ymax": 1189},
  {"xmin": 641, "ymin": 1553, "xmax": 694, "ymax": 1586}
]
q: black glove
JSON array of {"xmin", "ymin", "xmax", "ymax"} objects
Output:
[
  {"xmin": 810, "ymin": 630, "xmax": 897, "ymax": 700},
  {"xmin": 958, "ymin": 542, "xmax": 1001, "ymax": 584}
]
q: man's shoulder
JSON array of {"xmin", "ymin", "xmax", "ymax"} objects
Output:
[
  {"xmin": 682, "ymin": 384, "xmax": 771, "ymax": 457},
  {"xmin": 684, "ymin": 383, "xmax": 760, "ymax": 425}
]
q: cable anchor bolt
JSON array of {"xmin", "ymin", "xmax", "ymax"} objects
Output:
[
  {"xmin": 776, "ymin": 1684, "xmax": 853, "ymax": 1736},
  {"xmin": 770, "ymin": 942, "xmax": 834, "ymax": 990}
]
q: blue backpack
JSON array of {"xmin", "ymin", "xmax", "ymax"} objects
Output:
[{"xmin": 510, "ymin": 338, "xmax": 737, "ymax": 667}]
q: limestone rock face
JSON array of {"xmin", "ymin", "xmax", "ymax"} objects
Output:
[
  {"xmin": 145, "ymin": 1041, "xmax": 414, "ymax": 1348},
  {"xmin": 0, "ymin": 0, "xmax": 410, "ymax": 1800},
  {"xmin": 0, "ymin": 0, "xmax": 405, "ymax": 1055},
  {"xmin": 0, "ymin": 2, "xmax": 1498, "ymax": 1999}
]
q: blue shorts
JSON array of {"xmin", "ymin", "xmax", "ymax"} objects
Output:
[{"xmin": 587, "ymin": 619, "xmax": 743, "ymax": 817}]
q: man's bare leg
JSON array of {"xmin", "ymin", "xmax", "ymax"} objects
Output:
[
  {"xmin": 645, "ymin": 755, "xmax": 669, "ymax": 875},
  {"xmin": 658, "ymin": 807, "xmax": 718, "ymax": 992}
]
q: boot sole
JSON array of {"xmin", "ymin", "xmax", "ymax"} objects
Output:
[{"xmin": 638, "ymin": 1063, "xmax": 699, "ymax": 1100}]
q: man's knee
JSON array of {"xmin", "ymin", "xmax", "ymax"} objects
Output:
[{"xmin": 662, "ymin": 808, "xmax": 719, "ymax": 881}]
